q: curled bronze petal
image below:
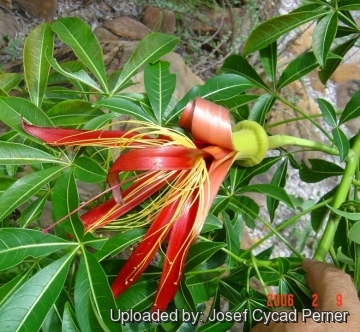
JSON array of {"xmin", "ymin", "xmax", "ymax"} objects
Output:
[{"xmin": 179, "ymin": 98, "xmax": 234, "ymax": 150}]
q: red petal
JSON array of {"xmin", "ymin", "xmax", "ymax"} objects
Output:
[
  {"xmin": 179, "ymin": 98, "xmax": 234, "ymax": 150},
  {"xmin": 81, "ymin": 171, "xmax": 179, "ymax": 229},
  {"xmin": 107, "ymin": 147, "xmax": 207, "ymax": 203},
  {"xmin": 111, "ymin": 196, "xmax": 182, "ymax": 297},
  {"xmin": 22, "ymin": 121, "xmax": 140, "ymax": 146},
  {"xmin": 152, "ymin": 192, "xmax": 199, "ymax": 311}
]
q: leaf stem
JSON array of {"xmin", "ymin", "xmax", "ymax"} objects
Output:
[
  {"xmin": 276, "ymin": 94, "xmax": 333, "ymax": 141},
  {"xmin": 314, "ymin": 133, "xmax": 360, "ymax": 261},
  {"xmin": 198, "ymin": 235, "xmax": 302, "ymax": 270},
  {"xmin": 338, "ymin": 11, "xmax": 360, "ymax": 32},
  {"xmin": 241, "ymin": 199, "xmax": 332, "ymax": 256},
  {"xmin": 251, "ymin": 254, "xmax": 269, "ymax": 295},
  {"xmin": 268, "ymin": 135, "xmax": 338, "ymax": 156},
  {"xmin": 233, "ymin": 202, "xmax": 304, "ymax": 259},
  {"xmin": 265, "ymin": 111, "xmax": 343, "ymax": 130}
]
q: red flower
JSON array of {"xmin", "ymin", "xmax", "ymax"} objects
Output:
[{"xmin": 23, "ymin": 98, "xmax": 266, "ymax": 311}]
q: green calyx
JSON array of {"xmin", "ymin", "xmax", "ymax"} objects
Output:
[{"xmin": 232, "ymin": 120, "xmax": 269, "ymax": 167}]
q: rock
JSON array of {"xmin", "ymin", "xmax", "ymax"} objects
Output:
[
  {"xmin": 100, "ymin": 40, "xmax": 203, "ymax": 99},
  {"xmin": 101, "ymin": 40, "xmax": 139, "ymax": 72},
  {"xmin": 0, "ymin": 0, "xmax": 12, "ymax": 10},
  {"xmin": 94, "ymin": 26, "xmax": 119, "ymax": 42},
  {"xmin": 123, "ymin": 52, "xmax": 204, "ymax": 100},
  {"xmin": 331, "ymin": 63, "xmax": 360, "ymax": 84},
  {"xmin": 0, "ymin": 9, "xmax": 19, "ymax": 47},
  {"xmin": 15, "ymin": 0, "xmax": 57, "ymax": 21},
  {"xmin": 337, "ymin": 80, "xmax": 360, "ymax": 109},
  {"xmin": 336, "ymin": 80, "xmax": 360, "ymax": 135},
  {"xmin": 289, "ymin": 23, "xmax": 313, "ymax": 55},
  {"xmin": 142, "ymin": 6, "xmax": 176, "ymax": 33},
  {"xmin": 189, "ymin": 7, "xmax": 246, "ymax": 35},
  {"xmin": 102, "ymin": 17, "xmax": 151, "ymax": 40},
  {"xmin": 267, "ymin": 81, "xmax": 322, "ymax": 161}
]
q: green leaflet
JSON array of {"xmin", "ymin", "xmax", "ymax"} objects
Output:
[
  {"xmin": 0, "ymin": 73, "xmax": 22, "ymax": 93},
  {"xmin": 0, "ymin": 166, "xmax": 66, "ymax": 221},
  {"xmin": 144, "ymin": 61, "xmax": 176, "ymax": 126},
  {"xmin": 339, "ymin": 89, "xmax": 360, "ymax": 125},
  {"xmin": 24, "ymin": 23, "xmax": 54, "ymax": 107},
  {"xmin": 74, "ymin": 249, "xmax": 120, "ymax": 332},
  {"xmin": 0, "ymin": 142, "xmax": 63, "ymax": 165},
  {"xmin": 0, "ymin": 228, "xmax": 77, "ymax": 271},
  {"xmin": 244, "ymin": 11, "xmax": 328, "ymax": 55},
  {"xmin": 51, "ymin": 18, "xmax": 108, "ymax": 93},
  {"xmin": 317, "ymin": 98, "xmax": 337, "ymax": 127},
  {"xmin": 312, "ymin": 13, "xmax": 338, "ymax": 68},
  {"xmin": 332, "ymin": 127, "xmax": 349, "ymax": 162},
  {"xmin": 0, "ymin": 97, "xmax": 53, "ymax": 132},
  {"xmin": 95, "ymin": 96, "xmax": 155, "ymax": 122}
]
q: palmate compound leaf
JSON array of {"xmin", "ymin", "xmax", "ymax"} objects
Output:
[
  {"xmin": 111, "ymin": 33, "xmax": 179, "ymax": 94},
  {"xmin": 0, "ymin": 228, "xmax": 77, "ymax": 271},
  {"xmin": 0, "ymin": 251, "xmax": 76, "ymax": 332},
  {"xmin": 72, "ymin": 156, "xmax": 107, "ymax": 183},
  {"xmin": 46, "ymin": 51, "xmax": 103, "ymax": 93},
  {"xmin": 51, "ymin": 17, "xmax": 108, "ymax": 93},
  {"xmin": 230, "ymin": 156, "xmax": 283, "ymax": 189},
  {"xmin": 231, "ymin": 196, "xmax": 259, "ymax": 229}
]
